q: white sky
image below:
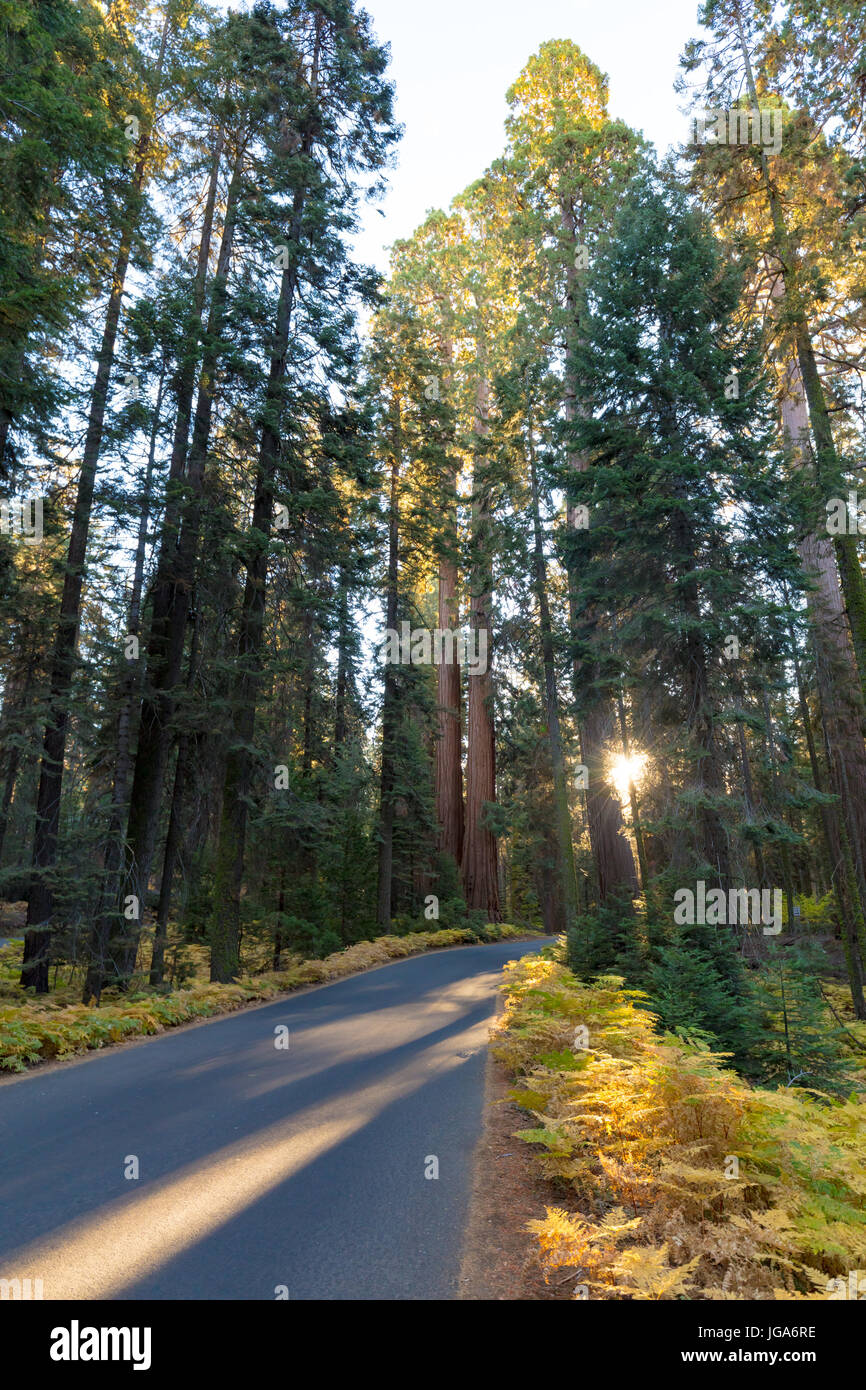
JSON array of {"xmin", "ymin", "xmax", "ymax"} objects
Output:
[{"xmin": 352, "ymin": 0, "xmax": 705, "ymax": 272}]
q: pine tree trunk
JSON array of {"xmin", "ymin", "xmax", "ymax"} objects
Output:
[
  {"xmin": 149, "ymin": 604, "xmax": 202, "ymax": 987},
  {"xmin": 759, "ymin": 688, "xmax": 797, "ymax": 930},
  {"xmin": 577, "ymin": 697, "xmax": 640, "ymax": 901},
  {"xmin": 149, "ymin": 728, "xmax": 196, "ymax": 989},
  {"xmin": 20, "ymin": 20, "xmax": 169, "ymax": 991},
  {"xmin": 788, "ymin": 617, "xmax": 834, "ymax": 891},
  {"xmin": 334, "ymin": 577, "xmax": 350, "ymax": 749},
  {"xmin": 83, "ymin": 364, "xmax": 166, "ymax": 1001},
  {"xmin": 120, "ymin": 135, "xmax": 236, "ymax": 975},
  {"xmin": 539, "ymin": 826, "xmax": 566, "ymax": 936},
  {"xmin": 0, "ymin": 406, "xmax": 12, "ymax": 479},
  {"xmin": 735, "ymin": 715, "xmax": 767, "ymax": 887},
  {"xmin": 273, "ymin": 867, "xmax": 286, "ymax": 971},
  {"xmin": 208, "ymin": 34, "xmax": 320, "ymax": 982},
  {"xmin": 615, "ymin": 685, "xmax": 652, "ymax": 899},
  {"xmin": 0, "ymin": 745, "xmax": 21, "ymax": 867},
  {"xmin": 672, "ymin": 502, "xmax": 732, "ymax": 890},
  {"xmin": 22, "ymin": 226, "xmax": 139, "ymax": 988},
  {"xmin": 0, "ymin": 665, "xmax": 33, "ymax": 865},
  {"xmin": 560, "ymin": 195, "xmax": 637, "ymax": 906},
  {"xmin": 149, "ymin": 742, "xmax": 185, "ymax": 988}
]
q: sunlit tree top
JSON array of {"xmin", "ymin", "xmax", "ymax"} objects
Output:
[{"xmin": 505, "ymin": 39, "xmax": 609, "ymax": 149}]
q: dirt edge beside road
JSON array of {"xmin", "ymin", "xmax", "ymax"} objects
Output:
[{"xmin": 459, "ymin": 1004, "xmax": 572, "ymax": 1301}]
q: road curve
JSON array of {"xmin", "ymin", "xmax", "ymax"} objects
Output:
[{"xmin": 0, "ymin": 938, "xmax": 551, "ymax": 1301}]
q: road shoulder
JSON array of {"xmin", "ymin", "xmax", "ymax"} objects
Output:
[{"xmin": 458, "ymin": 1002, "xmax": 570, "ymax": 1301}]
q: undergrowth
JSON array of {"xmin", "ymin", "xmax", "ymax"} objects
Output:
[{"xmin": 492, "ymin": 955, "xmax": 866, "ymax": 1300}]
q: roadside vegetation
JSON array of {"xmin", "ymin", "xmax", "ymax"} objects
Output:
[
  {"xmin": 0, "ymin": 921, "xmax": 531, "ymax": 1072},
  {"xmin": 493, "ymin": 949, "xmax": 866, "ymax": 1300}
]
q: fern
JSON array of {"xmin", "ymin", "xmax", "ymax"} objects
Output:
[{"xmin": 494, "ymin": 957, "xmax": 866, "ymax": 1299}]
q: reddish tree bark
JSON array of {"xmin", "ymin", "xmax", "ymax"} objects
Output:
[
  {"xmin": 436, "ymin": 517, "xmax": 464, "ymax": 867},
  {"xmin": 376, "ymin": 399, "xmax": 401, "ymax": 928},
  {"xmin": 781, "ymin": 358, "xmax": 866, "ymax": 1009},
  {"xmin": 461, "ymin": 375, "xmax": 500, "ymax": 919},
  {"xmin": 434, "ymin": 335, "xmax": 464, "ymax": 867}
]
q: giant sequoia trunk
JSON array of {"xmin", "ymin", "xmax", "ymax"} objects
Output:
[
  {"xmin": 376, "ymin": 416, "xmax": 401, "ymax": 929},
  {"xmin": 734, "ymin": 20, "xmax": 866, "ymax": 696},
  {"xmin": 435, "ymin": 550, "xmax": 464, "ymax": 864},
  {"xmin": 461, "ymin": 375, "xmax": 500, "ymax": 919},
  {"xmin": 435, "ymin": 508, "xmax": 464, "ymax": 870},
  {"xmin": 783, "ymin": 360, "xmax": 866, "ymax": 904},
  {"xmin": 781, "ymin": 364, "xmax": 866, "ymax": 1012},
  {"xmin": 795, "ymin": 326, "xmax": 866, "ymax": 697},
  {"xmin": 434, "ymin": 337, "xmax": 464, "ymax": 869},
  {"xmin": 20, "ymin": 18, "xmax": 170, "ymax": 991}
]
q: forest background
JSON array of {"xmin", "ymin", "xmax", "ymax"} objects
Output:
[{"xmin": 2, "ymin": 0, "xmax": 866, "ymax": 1101}]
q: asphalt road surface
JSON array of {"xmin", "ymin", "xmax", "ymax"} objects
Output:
[{"xmin": 0, "ymin": 938, "xmax": 551, "ymax": 1300}]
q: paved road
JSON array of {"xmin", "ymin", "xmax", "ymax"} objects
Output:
[{"xmin": 0, "ymin": 938, "xmax": 550, "ymax": 1301}]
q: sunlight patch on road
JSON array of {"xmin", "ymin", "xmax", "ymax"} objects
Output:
[
  {"xmin": 242, "ymin": 969, "xmax": 500, "ymax": 1099},
  {"xmin": 0, "ymin": 1005, "xmax": 491, "ymax": 1299}
]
